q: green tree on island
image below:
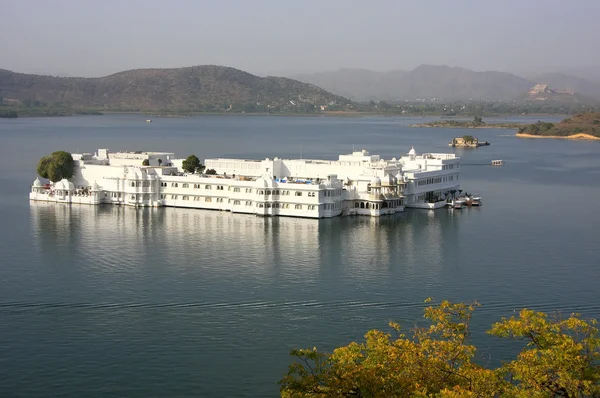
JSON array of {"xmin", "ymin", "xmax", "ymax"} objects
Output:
[
  {"xmin": 182, "ymin": 154, "xmax": 205, "ymax": 174},
  {"xmin": 37, "ymin": 151, "xmax": 75, "ymax": 182},
  {"xmin": 142, "ymin": 159, "xmax": 150, "ymax": 166},
  {"xmin": 280, "ymin": 299, "xmax": 600, "ymax": 397}
]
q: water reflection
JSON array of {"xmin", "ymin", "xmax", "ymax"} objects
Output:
[{"xmin": 30, "ymin": 203, "xmax": 463, "ymax": 289}]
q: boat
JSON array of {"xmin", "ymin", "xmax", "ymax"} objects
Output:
[
  {"xmin": 469, "ymin": 196, "xmax": 482, "ymax": 206},
  {"xmin": 146, "ymin": 119, "xmax": 152, "ymax": 123}
]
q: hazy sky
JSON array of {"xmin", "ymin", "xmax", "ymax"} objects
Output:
[{"xmin": 2, "ymin": 0, "xmax": 599, "ymax": 77}]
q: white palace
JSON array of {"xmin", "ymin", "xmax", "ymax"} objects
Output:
[{"xmin": 30, "ymin": 147, "xmax": 461, "ymax": 218}]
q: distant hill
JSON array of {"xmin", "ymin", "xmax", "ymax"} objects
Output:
[
  {"xmin": 558, "ymin": 66, "xmax": 600, "ymax": 83},
  {"xmin": 293, "ymin": 68, "xmax": 409, "ymax": 101},
  {"xmin": 517, "ymin": 111, "xmax": 600, "ymax": 139},
  {"xmin": 401, "ymin": 65, "xmax": 532, "ymax": 101},
  {"xmin": 0, "ymin": 66, "xmax": 349, "ymax": 112},
  {"xmin": 293, "ymin": 65, "xmax": 533, "ymax": 101},
  {"xmin": 293, "ymin": 65, "xmax": 600, "ymax": 103}
]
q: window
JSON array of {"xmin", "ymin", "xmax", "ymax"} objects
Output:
[
  {"xmin": 182, "ymin": 196, "xmax": 189, "ymax": 200},
  {"xmin": 266, "ymin": 190, "xmax": 271, "ymax": 195},
  {"xmin": 182, "ymin": 183, "xmax": 189, "ymax": 188},
  {"xmin": 217, "ymin": 198, "xmax": 224, "ymax": 203},
  {"xmin": 216, "ymin": 185, "xmax": 224, "ymax": 191},
  {"xmin": 295, "ymin": 204, "xmax": 302, "ymax": 209},
  {"xmin": 194, "ymin": 184, "xmax": 201, "ymax": 189},
  {"xmin": 194, "ymin": 196, "xmax": 201, "ymax": 201},
  {"xmin": 205, "ymin": 185, "xmax": 212, "ymax": 189},
  {"xmin": 160, "ymin": 194, "xmax": 166, "ymax": 199},
  {"xmin": 161, "ymin": 182, "xmax": 167, "ymax": 187},
  {"xmin": 258, "ymin": 190, "xmax": 264, "ymax": 195},
  {"xmin": 274, "ymin": 190, "xmax": 279, "ymax": 195},
  {"xmin": 171, "ymin": 195, "xmax": 178, "ymax": 199},
  {"xmin": 131, "ymin": 182, "xmax": 135, "ymax": 187},
  {"xmin": 171, "ymin": 183, "xmax": 178, "ymax": 188},
  {"xmin": 205, "ymin": 197, "xmax": 212, "ymax": 203},
  {"xmin": 131, "ymin": 195, "xmax": 136, "ymax": 200},
  {"xmin": 295, "ymin": 192, "xmax": 302, "ymax": 197},
  {"xmin": 245, "ymin": 201, "xmax": 252, "ymax": 206},
  {"xmin": 245, "ymin": 188, "xmax": 252, "ymax": 193},
  {"xmin": 233, "ymin": 200, "xmax": 240, "ymax": 205},
  {"xmin": 266, "ymin": 203, "xmax": 272, "ymax": 208},
  {"xmin": 233, "ymin": 187, "xmax": 240, "ymax": 192},
  {"xmin": 282, "ymin": 204, "xmax": 289, "ymax": 209},
  {"xmin": 308, "ymin": 192, "xmax": 315, "ymax": 197},
  {"xmin": 308, "ymin": 205, "xmax": 316, "ymax": 210}
]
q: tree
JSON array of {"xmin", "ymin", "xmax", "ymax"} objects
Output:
[
  {"xmin": 205, "ymin": 168, "xmax": 217, "ymax": 175},
  {"xmin": 182, "ymin": 154, "xmax": 204, "ymax": 174},
  {"xmin": 158, "ymin": 158, "xmax": 163, "ymax": 166},
  {"xmin": 142, "ymin": 159, "xmax": 150, "ymax": 166},
  {"xmin": 280, "ymin": 299, "xmax": 600, "ymax": 397},
  {"xmin": 37, "ymin": 151, "xmax": 74, "ymax": 182},
  {"xmin": 473, "ymin": 115, "xmax": 483, "ymax": 125}
]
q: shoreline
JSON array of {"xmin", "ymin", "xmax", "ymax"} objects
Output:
[
  {"xmin": 411, "ymin": 124, "xmax": 522, "ymax": 129},
  {"xmin": 515, "ymin": 133, "xmax": 600, "ymax": 141}
]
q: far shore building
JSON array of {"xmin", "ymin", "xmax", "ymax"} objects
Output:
[{"xmin": 30, "ymin": 147, "xmax": 461, "ymax": 218}]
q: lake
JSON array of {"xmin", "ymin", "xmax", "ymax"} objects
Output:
[{"xmin": 1, "ymin": 114, "xmax": 599, "ymax": 397}]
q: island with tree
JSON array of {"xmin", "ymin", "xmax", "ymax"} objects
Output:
[
  {"xmin": 516, "ymin": 111, "xmax": 600, "ymax": 140},
  {"xmin": 411, "ymin": 116, "xmax": 524, "ymax": 129}
]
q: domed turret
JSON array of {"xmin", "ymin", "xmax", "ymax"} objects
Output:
[
  {"xmin": 54, "ymin": 178, "xmax": 74, "ymax": 191},
  {"xmin": 370, "ymin": 176, "xmax": 381, "ymax": 186},
  {"xmin": 408, "ymin": 147, "xmax": 416, "ymax": 156},
  {"xmin": 32, "ymin": 177, "xmax": 42, "ymax": 187},
  {"xmin": 254, "ymin": 175, "xmax": 273, "ymax": 188}
]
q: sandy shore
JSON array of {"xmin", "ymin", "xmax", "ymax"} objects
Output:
[{"xmin": 516, "ymin": 133, "xmax": 600, "ymax": 141}]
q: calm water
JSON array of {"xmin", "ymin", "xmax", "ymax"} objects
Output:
[{"xmin": 1, "ymin": 115, "xmax": 599, "ymax": 397}]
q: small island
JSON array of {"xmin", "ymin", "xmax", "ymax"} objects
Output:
[
  {"xmin": 516, "ymin": 112, "xmax": 600, "ymax": 140},
  {"xmin": 411, "ymin": 116, "xmax": 524, "ymax": 129},
  {"xmin": 449, "ymin": 135, "xmax": 490, "ymax": 148}
]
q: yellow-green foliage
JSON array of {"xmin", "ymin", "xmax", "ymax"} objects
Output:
[{"xmin": 280, "ymin": 299, "xmax": 600, "ymax": 397}]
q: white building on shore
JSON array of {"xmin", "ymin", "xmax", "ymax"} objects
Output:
[{"xmin": 30, "ymin": 147, "xmax": 461, "ymax": 218}]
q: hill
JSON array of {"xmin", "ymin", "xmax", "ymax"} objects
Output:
[
  {"xmin": 294, "ymin": 65, "xmax": 533, "ymax": 101},
  {"xmin": 516, "ymin": 112, "xmax": 600, "ymax": 139},
  {"xmin": 0, "ymin": 66, "xmax": 349, "ymax": 113},
  {"xmin": 293, "ymin": 68, "xmax": 408, "ymax": 101},
  {"xmin": 293, "ymin": 65, "xmax": 600, "ymax": 103}
]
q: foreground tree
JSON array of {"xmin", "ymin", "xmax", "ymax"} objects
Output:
[
  {"xmin": 182, "ymin": 154, "xmax": 205, "ymax": 174},
  {"xmin": 37, "ymin": 151, "xmax": 74, "ymax": 182},
  {"xmin": 280, "ymin": 299, "xmax": 600, "ymax": 397}
]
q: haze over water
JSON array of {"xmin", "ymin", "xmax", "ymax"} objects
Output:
[{"xmin": 1, "ymin": 115, "xmax": 599, "ymax": 397}]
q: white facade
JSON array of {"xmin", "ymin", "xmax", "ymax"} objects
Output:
[{"xmin": 30, "ymin": 147, "xmax": 461, "ymax": 218}]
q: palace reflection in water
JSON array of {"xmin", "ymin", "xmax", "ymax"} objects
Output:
[{"xmin": 29, "ymin": 202, "xmax": 463, "ymax": 289}]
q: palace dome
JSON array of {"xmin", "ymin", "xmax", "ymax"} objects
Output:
[
  {"xmin": 32, "ymin": 177, "xmax": 42, "ymax": 187},
  {"xmin": 408, "ymin": 147, "xmax": 416, "ymax": 156},
  {"xmin": 370, "ymin": 176, "xmax": 381, "ymax": 186},
  {"xmin": 54, "ymin": 179, "xmax": 74, "ymax": 190}
]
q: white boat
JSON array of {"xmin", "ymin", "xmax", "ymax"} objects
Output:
[{"xmin": 146, "ymin": 119, "xmax": 152, "ymax": 123}]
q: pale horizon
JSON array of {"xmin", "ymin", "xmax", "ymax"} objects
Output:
[{"xmin": 2, "ymin": 0, "xmax": 599, "ymax": 78}]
